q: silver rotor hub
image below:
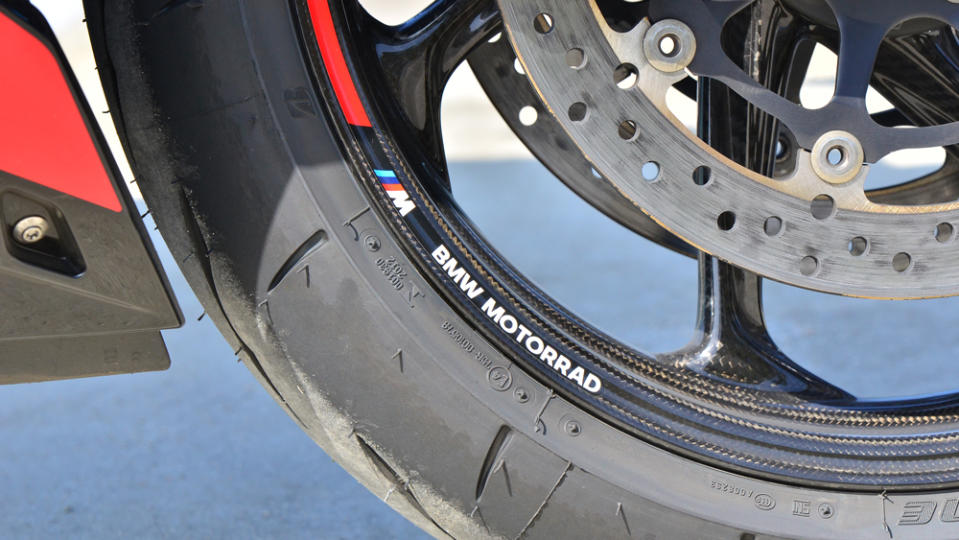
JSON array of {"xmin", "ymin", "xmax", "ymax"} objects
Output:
[{"xmin": 497, "ymin": 0, "xmax": 959, "ymax": 299}]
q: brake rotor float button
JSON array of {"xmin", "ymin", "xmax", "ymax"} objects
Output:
[
  {"xmin": 643, "ymin": 19, "xmax": 696, "ymax": 73},
  {"xmin": 811, "ymin": 131, "xmax": 864, "ymax": 185}
]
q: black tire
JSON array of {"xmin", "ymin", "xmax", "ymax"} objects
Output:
[{"xmin": 85, "ymin": 1, "xmax": 959, "ymax": 538}]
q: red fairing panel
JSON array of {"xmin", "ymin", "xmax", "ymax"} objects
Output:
[{"xmin": 0, "ymin": 11, "xmax": 121, "ymax": 212}]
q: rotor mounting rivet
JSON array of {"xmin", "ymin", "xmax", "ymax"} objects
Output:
[
  {"xmin": 811, "ymin": 130, "xmax": 864, "ymax": 184},
  {"xmin": 643, "ymin": 19, "xmax": 697, "ymax": 73},
  {"xmin": 12, "ymin": 216, "xmax": 49, "ymax": 244}
]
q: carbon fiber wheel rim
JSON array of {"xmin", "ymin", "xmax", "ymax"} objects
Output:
[{"xmin": 314, "ymin": 0, "xmax": 959, "ymax": 490}]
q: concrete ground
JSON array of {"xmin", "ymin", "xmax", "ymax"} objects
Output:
[{"xmin": 6, "ymin": 1, "xmax": 959, "ymax": 538}]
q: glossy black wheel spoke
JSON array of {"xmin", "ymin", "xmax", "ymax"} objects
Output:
[
  {"xmin": 669, "ymin": 8, "xmax": 850, "ymax": 400},
  {"xmin": 849, "ymin": 24, "xmax": 959, "ymax": 203},
  {"xmin": 340, "ymin": 0, "xmax": 501, "ymax": 179},
  {"xmin": 871, "ymin": 29, "xmax": 959, "ymax": 129},
  {"xmin": 736, "ymin": 1, "xmax": 815, "ymax": 174},
  {"xmin": 669, "ymin": 252, "xmax": 851, "ymax": 400},
  {"xmin": 662, "ymin": 75, "xmax": 850, "ymax": 401}
]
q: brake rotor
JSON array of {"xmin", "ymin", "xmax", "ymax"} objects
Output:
[
  {"xmin": 497, "ymin": 0, "xmax": 959, "ymax": 299},
  {"xmin": 467, "ymin": 34, "xmax": 695, "ymax": 257}
]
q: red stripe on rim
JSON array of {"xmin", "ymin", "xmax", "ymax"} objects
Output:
[{"xmin": 307, "ymin": 0, "xmax": 372, "ymax": 127}]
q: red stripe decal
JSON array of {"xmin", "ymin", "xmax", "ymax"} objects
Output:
[
  {"xmin": 307, "ymin": 0, "xmax": 372, "ymax": 127},
  {"xmin": 0, "ymin": 11, "xmax": 121, "ymax": 212}
]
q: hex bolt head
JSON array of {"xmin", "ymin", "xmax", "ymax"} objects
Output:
[
  {"xmin": 364, "ymin": 235, "xmax": 381, "ymax": 252},
  {"xmin": 13, "ymin": 216, "xmax": 49, "ymax": 244},
  {"xmin": 564, "ymin": 419, "xmax": 582, "ymax": 437}
]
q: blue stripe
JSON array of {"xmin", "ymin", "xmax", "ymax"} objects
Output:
[{"xmin": 374, "ymin": 169, "xmax": 396, "ymax": 179}]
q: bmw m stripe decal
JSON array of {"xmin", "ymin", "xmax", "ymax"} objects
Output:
[
  {"xmin": 374, "ymin": 169, "xmax": 398, "ymax": 183},
  {"xmin": 307, "ymin": 2, "xmax": 416, "ymax": 215},
  {"xmin": 375, "ymin": 169, "xmax": 416, "ymax": 217},
  {"xmin": 308, "ymin": 0, "xmax": 602, "ymax": 396}
]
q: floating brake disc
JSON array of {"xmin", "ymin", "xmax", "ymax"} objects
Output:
[
  {"xmin": 467, "ymin": 35, "xmax": 696, "ymax": 257},
  {"xmin": 497, "ymin": 0, "xmax": 959, "ymax": 299}
]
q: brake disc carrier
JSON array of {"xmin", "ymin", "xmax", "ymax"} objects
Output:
[{"xmin": 497, "ymin": 0, "xmax": 959, "ymax": 298}]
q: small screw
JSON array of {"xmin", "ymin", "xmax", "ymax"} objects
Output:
[
  {"xmin": 514, "ymin": 387, "xmax": 530, "ymax": 403},
  {"xmin": 364, "ymin": 235, "xmax": 381, "ymax": 252},
  {"xmin": 564, "ymin": 419, "xmax": 581, "ymax": 437},
  {"xmin": 818, "ymin": 503, "xmax": 835, "ymax": 519},
  {"xmin": 13, "ymin": 216, "xmax": 49, "ymax": 244}
]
